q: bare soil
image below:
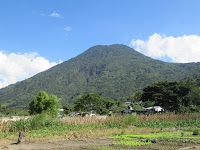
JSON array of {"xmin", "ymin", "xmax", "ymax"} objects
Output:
[
  {"xmin": 0, "ymin": 138, "xmax": 118, "ymax": 150},
  {"xmin": 1, "ymin": 138, "xmax": 200, "ymax": 150}
]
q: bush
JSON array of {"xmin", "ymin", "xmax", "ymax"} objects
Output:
[
  {"xmin": 193, "ymin": 129, "xmax": 199, "ymax": 135},
  {"xmin": 5, "ymin": 113, "xmax": 65, "ymax": 132},
  {"xmin": 29, "ymin": 91, "xmax": 60, "ymax": 116},
  {"xmin": 181, "ymin": 132, "xmax": 185, "ymax": 137}
]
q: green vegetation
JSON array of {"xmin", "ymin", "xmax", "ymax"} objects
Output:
[
  {"xmin": 1, "ymin": 44, "xmax": 200, "ymax": 108},
  {"xmin": 0, "ymin": 107, "xmax": 29, "ymax": 117},
  {"xmin": 142, "ymin": 78, "xmax": 200, "ymax": 112},
  {"xmin": 1, "ymin": 113, "xmax": 200, "ymax": 149},
  {"xmin": 29, "ymin": 91, "xmax": 60, "ymax": 116},
  {"xmin": 193, "ymin": 129, "xmax": 200, "ymax": 135},
  {"xmin": 85, "ymin": 129, "xmax": 200, "ymax": 150},
  {"xmin": 136, "ymin": 119, "xmax": 200, "ymax": 128},
  {"xmin": 112, "ymin": 141, "xmax": 152, "ymax": 146},
  {"xmin": 109, "ymin": 134, "xmax": 137, "ymax": 140},
  {"xmin": 107, "ymin": 130, "xmax": 200, "ymax": 150},
  {"xmin": 1, "ymin": 114, "xmax": 137, "ymax": 134},
  {"xmin": 2, "ymin": 113, "xmax": 65, "ymax": 132},
  {"xmin": 127, "ymin": 91, "xmax": 142, "ymax": 102},
  {"xmin": 1, "ymin": 113, "xmax": 199, "ymax": 137},
  {"xmin": 74, "ymin": 93, "xmax": 125, "ymax": 115},
  {"xmin": 83, "ymin": 145, "xmax": 133, "ymax": 150},
  {"xmin": 109, "ymin": 131, "xmax": 200, "ymax": 140}
]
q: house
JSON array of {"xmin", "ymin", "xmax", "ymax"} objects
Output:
[
  {"xmin": 143, "ymin": 106, "xmax": 165, "ymax": 112},
  {"xmin": 122, "ymin": 102, "xmax": 165, "ymax": 115}
]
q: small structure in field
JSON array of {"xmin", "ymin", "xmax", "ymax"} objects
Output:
[
  {"xmin": 58, "ymin": 109, "xmax": 64, "ymax": 118},
  {"xmin": 144, "ymin": 106, "xmax": 165, "ymax": 112},
  {"xmin": 122, "ymin": 103, "xmax": 165, "ymax": 115},
  {"xmin": 17, "ymin": 131, "xmax": 25, "ymax": 144}
]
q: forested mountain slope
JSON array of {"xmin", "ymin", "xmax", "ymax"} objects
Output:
[{"xmin": 0, "ymin": 44, "xmax": 200, "ymax": 108}]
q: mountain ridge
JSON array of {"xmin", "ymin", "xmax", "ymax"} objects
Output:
[{"xmin": 0, "ymin": 44, "xmax": 200, "ymax": 108}]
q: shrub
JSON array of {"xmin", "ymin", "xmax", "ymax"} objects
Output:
[
  {"xmin": 29, "ymin": 91, "xmax": 60, "ymax": 117},
  {"xmin": 181, "ymin": 132, "xmax": 185, "ymax": 137},
  {"xmin": 193, "ymin": 129, "xmax": 199, "ymax": 135},
  {"xmin": 4, "ymin": 112, "xmax": 66, "ymax": 132}
]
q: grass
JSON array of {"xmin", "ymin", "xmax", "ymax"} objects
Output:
[
  {"xmin": 136, "ymin": 112, "xmax": 200, "ymax": 128},
  {"xmin": 0, "ymin": 112, "xmax": 200, "ymax": 144},
  {"xmin": 136, "ymin": 119, "xmax": 200, "ymax": 128},
  {"xmin": 105, "ymin": 130, "xmax": 200, "ymax": 150},
  {"xmin": 109, "ymin": 130, "xmax": 200, "ymax": 140},
  {"xmin": 138, "ymin": 112, "xmax": 199, "ymax": 122}
]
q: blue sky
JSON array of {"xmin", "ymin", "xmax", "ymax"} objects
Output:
[{"xmin": 1, "ymin": 0, "xmax": 200, "ymax": 88}]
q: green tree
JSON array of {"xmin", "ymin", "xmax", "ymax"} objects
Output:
[
  {"xmin": 127, "ymin": 91, "xmax": 142, "ymax": 102},
  {"xmin": 110, "ymin": 101, "xmax": 126, "ymax": 113},
  {"xmin": 74, "ymin": 93, "xmax": 103, "ymax": 112},
  {"xmin": 133, "ymin": 91, "xmax": 142, "ymax": 102},
  {"xmin": 63, "ymin": 105, "xmax": 74, "ymax": 115},
  {"xmin": 142, "ymin": 81, "xmax": 192, "ymax": 111},
  {"xmin": 187, "ymin": 87, "xmax": 200, "ymax": 106},
  {"xmin": 29, "ymin": 90, "xmax": 60, "ymax": 116},
  {"xmin": 74, "ymin": 93, "xmax": 115, "ymax": 114}
]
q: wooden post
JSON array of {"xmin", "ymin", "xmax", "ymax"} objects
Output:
[{"xmin": 17, "ymin": 131, "xmax": 25, "ymax": 144}]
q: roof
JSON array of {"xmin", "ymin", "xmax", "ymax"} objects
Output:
[{"xmin": 144, "ymin": 106, "xmax": 163, "ymax": 110}]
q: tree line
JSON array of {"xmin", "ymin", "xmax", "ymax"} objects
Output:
[
  {"xmin": 141, "ymin": 78, "xmax": 200, "ymax": 112},
  {"xmin": 2, "ymin": 77, "xmax": 199, "ymax": 117},
  {"xmin": 24, "ymin": 77, "xmax": 200, "ymax": 117}
]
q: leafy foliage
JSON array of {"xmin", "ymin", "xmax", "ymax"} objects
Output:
[
  {"xmin": 29, "ymin": 90, "xmax": 60, "ymax": 116},
  {"xmin": 4, "ymin": 113, "xmax": 65, "ymax": 132},
  {"xmin": 74, "ymin": 93, "xmax": 120, "ymax": 114},
  {"xmin": 0, "ymin": 107, "xmax": 29, "ymax": 116},
  {"xmin": 193, "ymin": 129, "xmax": 200, "ymax": 135},
  {"xmin": 63, "ymin": 105, "xmax": 74, "ymax": 115},
  {"xmin": 112, "ymin": 141, "xmax": 152, "ymax": 146},
  {"xmin": 1, "ymin": 44, "xmax": 200, "ymax": 108},
  {"xmin": 141, "ymin": 78, "xmax": 200, "ymax": 111}
]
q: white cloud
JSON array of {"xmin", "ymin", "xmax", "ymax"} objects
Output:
[
  {"xmin": 64, "ymin": 27, "xmax": 72, "ymax": 31},
  {"xmin": 49, "ymin": 11, "xmax": 61, "ymax": 18},
  {"xmin": 0, "ymin": 51, "xmax": 58, "ymax": 88},
  {"xmin": 130, "ymin": 33, "xmax": 200, "ymax": 63}
]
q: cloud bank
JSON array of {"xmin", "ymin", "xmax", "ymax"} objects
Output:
[
  {"xmin": 0, "ymin": 52, "xmax": 58, "ymax": 88},
  {"xmin": 130, "ymin": 33, "xmax": 200, "ymax": 63}
]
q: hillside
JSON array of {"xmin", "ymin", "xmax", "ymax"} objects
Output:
[{"xmin": 0, "ymin": 44, "xmax": 200, "ymax": 108}]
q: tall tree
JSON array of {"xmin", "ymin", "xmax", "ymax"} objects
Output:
[
  {"xmin": 141, "ymin": 81, "xmax": 193, "ymax": 111},
  {"xmin": 74, "ymin": 93, "xmax": 116, "ymax": 114},
  {"xmin": 74, "ymin": 93, "xmax": 103, "ymax": 112},
  {"xmin": 29, "ymin": 90, "xmax": 60, "ymax": 116},
  {"xmin": 133, "ymin": 91, "xmax": 142, "ymax": 102}
]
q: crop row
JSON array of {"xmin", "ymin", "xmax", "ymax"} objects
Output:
[
  {"xmin": 112, "ymin": 141, "xmax": 152, "ymax": 146},
  {"xmin": 109, "ymin": 130, "xmax": 200, "ymax": 140},
  {"xmin": 136, "ymin": 119, "xmax": 200, "ymax": 128}
]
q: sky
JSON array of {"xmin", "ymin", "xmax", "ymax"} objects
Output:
[{"xmin": 1, "ymin": 0, "xmax": 200, "ymax": 88}]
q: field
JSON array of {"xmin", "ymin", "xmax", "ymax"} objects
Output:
[{"xmin": 0, "ymin": 112, "xmax": 200, "ymax": 150}]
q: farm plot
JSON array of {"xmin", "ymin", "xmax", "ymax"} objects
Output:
[{"xmin": 82, "ymin": 131, "xmax": 200, "ymax": 150}]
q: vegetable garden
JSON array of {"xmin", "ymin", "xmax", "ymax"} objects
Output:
[{"xmin": 0, "ymin": 112, "xmax": 200, "ymax": 149}]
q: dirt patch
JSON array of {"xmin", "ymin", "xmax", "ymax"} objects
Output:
[
  {"xmin": 0, "ymin": 138, "xmax": 118, "ymax": 150},
  {"xmin": 1, "ymin": 138, "xmax": 200, "ymax": 150},
  {"xmin": 178, "ymin": 146, "xmax": 200, "ymax": 150}
]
